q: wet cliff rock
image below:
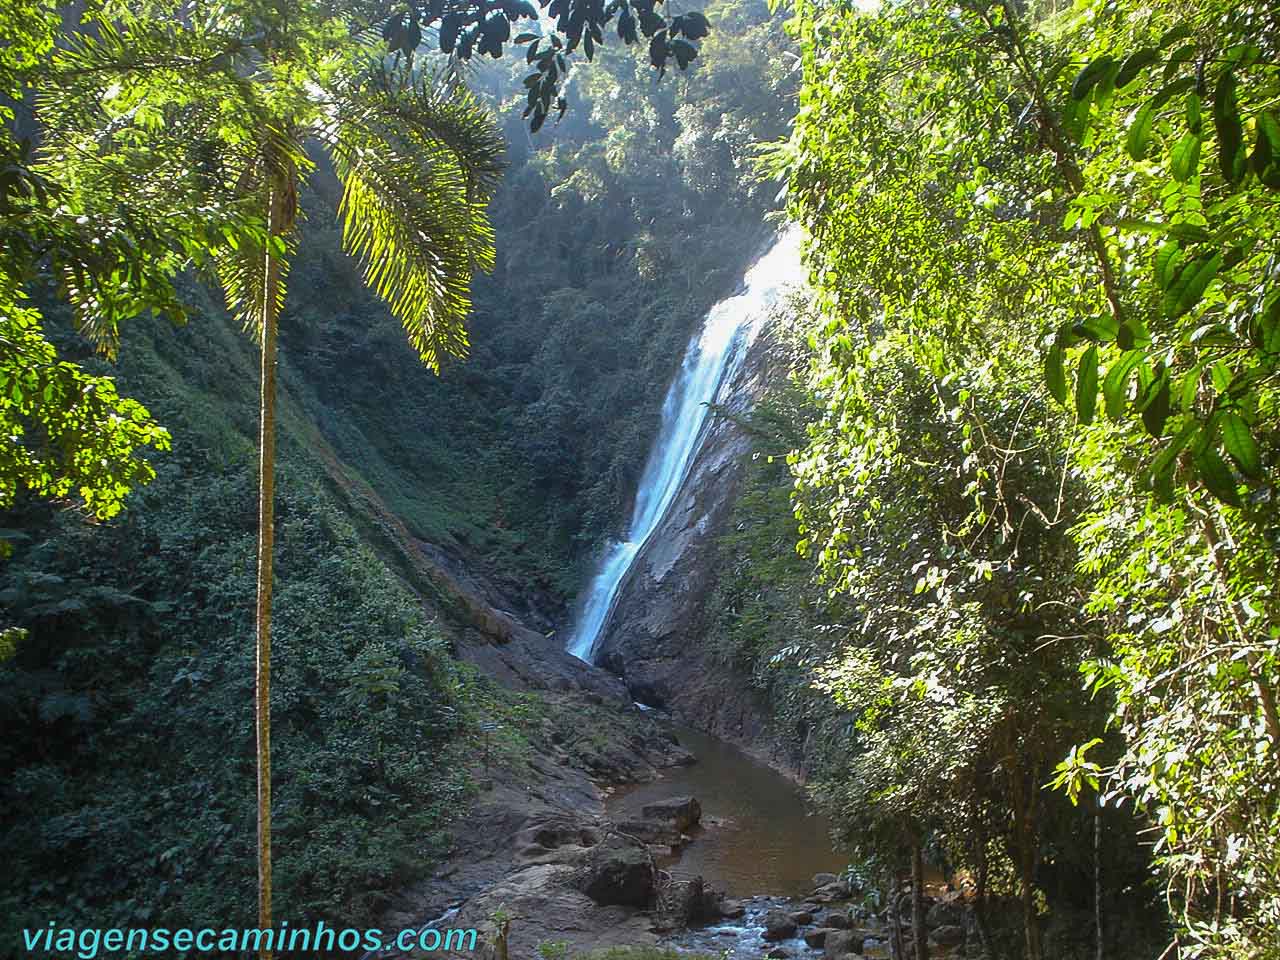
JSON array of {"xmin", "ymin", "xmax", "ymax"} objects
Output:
[{"xmin": 592, "ymin": 328, "xmax": 795, "ymax": 767}]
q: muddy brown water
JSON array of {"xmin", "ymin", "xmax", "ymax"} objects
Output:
[{"xmin": 607, "ymin": 724, "xmax": 847, "ymax": 899}]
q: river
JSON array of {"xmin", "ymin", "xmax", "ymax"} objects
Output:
[{"xmin": 608, "ymin": 724, "xmax": 846, "ymax": 899}]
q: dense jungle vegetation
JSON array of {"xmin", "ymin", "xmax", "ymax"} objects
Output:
[
  {"xmin": 712, "ymin": 0, "xmax": 1279, "ymax": 957},
  {"xmin": 2, "ymin": 0, "xmax": 1278, "ymax": 958}
]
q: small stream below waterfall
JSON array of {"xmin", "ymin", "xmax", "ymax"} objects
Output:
[
  {"xmin": 610, "ymin": 724, "xmax": 856, "ymax": 959},
  {"xmin": 609, "ymin": 725, "xmax": 845, "ymax": 898}
]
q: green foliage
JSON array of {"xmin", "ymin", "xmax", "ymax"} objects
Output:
[
  {"xmin": 42, "ymin": 1, "xmax": 507, "ymax": 373},
  {"xmin": 773, "ymin": 0, "xmax": 1280, "ymax": 955},
  {"xmin": 392, "ymin": 0, "xmax": 711, "ymax": 132},
  {"xmin": 0, "ymin": 306, "xmax": 486, "ymax": 948},
  {"xmin": 271, "ymin": 0, "xmax": 794, "ymax": 605},
  {"xmin": 332, "ymin": 68, "xmax": 505, "ymax": 369},
  {"xmin": 0, "ymin": 2, "xmax": 215, "ymax": 519},
  {"xmin": 0, "ymin": 292, "xmax": 170, "ymax": 519},
  {"xmin": 1050, "ymin": 2, "xmax": 1280, "ymax": 510}
]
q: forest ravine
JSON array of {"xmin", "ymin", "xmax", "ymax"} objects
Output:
[{"xmin": 2, "ymin": 1, "xmax": 1278, "ymax": 960}]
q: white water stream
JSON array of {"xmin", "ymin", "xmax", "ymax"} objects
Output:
[{"xmin": 566, "ymin": 228, "xmax": 803, "ymax": 662}]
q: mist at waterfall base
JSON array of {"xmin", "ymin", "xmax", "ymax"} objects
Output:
[{"xmin": 566, "ymin": 229, "xmax": 803, "ymax": 663}]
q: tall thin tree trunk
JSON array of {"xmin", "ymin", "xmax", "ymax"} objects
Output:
[
  {"xmin": 911, "ymin": 837, "xmax": 929, "ymax": 960},
  {"xmin": 890, "ymin": 868, "xmax": 907, "ymax": 960},
  {"xmin": 974, "ymin": 826, "xmax": 998, "ymax": 960},
  {"xmin": 1094, "ymin": 799, "xmax": 1103, "ymax": 960},
  {"xmin": 1013, "ymin": 771, "xmax": 1043, "ymax": 960},
  {"xmin": 255, "ymin": 178, "xmax": 286, "ymax": 960}
]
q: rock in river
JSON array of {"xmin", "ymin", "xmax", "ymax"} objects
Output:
[
  {"xmin": 823, "ymin": 929, "xmax": 864, "ymax": 958},
  {"xmin": 762, "ymin": 909, "xmax": 798, "ymax": 941},
  {"xmin": 640, "ymin": 795, "xmax": 702, "ymax": 831},
  {"xmin": 577, "ymin": 835, "xmax": 655, "ymax": 907},
  {"xmin": 804, "ymin": 927, "xmax": 838, "ymax": 948}
]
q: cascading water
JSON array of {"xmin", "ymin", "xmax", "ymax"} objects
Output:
[{"xmin": 566, "ymin": 228, "xmax": 803, "ymax": 662}]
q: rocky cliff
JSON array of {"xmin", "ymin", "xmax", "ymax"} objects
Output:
[{"xmin": 592, "ymin": 324, "xmax": 797, "ymax": 770}]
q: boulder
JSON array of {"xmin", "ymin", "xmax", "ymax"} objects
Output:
[
  {"xmin": 804, "ymin": 927, "xmax": 838, "ymax": 948},
  {"xmin": 762, "ymin": 910, "xmax": 798, "ymax": 941},
  {"xmin": 813, "ymin": 872, "xmax": 840, "ymax": 887},
  {"xmin": 640, "ymin": 796, "xmax": 702, "ymax": 831},
  {"xmin": 790, "ymin": 910, "xmax": 815, "ymax": 925},
  {"xmin": 823, "ymin": 929, "xmax": 864, "ymax": 958},
  {"xmin": 930, "ymin": 924, "xmax": 965, "ymax": 947},
  {"xmin": 766, "ymin": 950, "xmax": 790, "ymax": 959},
  {"xmin": 576, "ymin": 836, "xmax": 654, "ymax": 907},
  {"xmin": 811, "ymin": 881, "xmax": 852, "ymax": 902},
  {"xmin": 720, "ymin": 899, "xmax": 746, "ymax": 919},
  {"xmin": 674, "ymin": 875, "xmax": 723, "ymax": 924},
  {"xmin": 825, "ymin": 912, "xmax": 851, "ymax": 929},
  {"xmin": 615, "ymin": 818, "xmax": 682, "ymax": 845}
]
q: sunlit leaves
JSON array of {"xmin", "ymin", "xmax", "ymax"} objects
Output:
[
  {"xmin": 1218, "ymin": 411, "xmax": 1261, "ymax": 479},
  {"xmin": 781, "ymin": 0, "xmax": 1280, "ymax": 949},
  {"xmin": 0, "ymin": 293, "xmax": 170, "ymax": 519},
  {"xmin": 1126, "ymin": 102, "xmax": 1154, "ymax": 159},
  {"xmin": 332, "ymin": 71, "xmax": 504, "ymax": 370}
]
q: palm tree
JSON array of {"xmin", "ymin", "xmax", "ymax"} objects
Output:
[{"xmin": 45, "ymin": 3, "xmax": 504, "ymax": 949}]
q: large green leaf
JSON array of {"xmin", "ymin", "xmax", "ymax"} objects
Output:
[
  {"xmin": 1045, "ymin": 343, "xmax": 1067, "ymax": 404},
  {"xmin": 1141, "ymin": 374, "xmax": 1171, "ymax": 437},
  {"xmin": 1126, "ymin": 102, "xmax": 1154, "ymax": 159},
  {"xmin": 1218, "ymin": 411, "xmax": 1262, "ymax": 478},
  {"xmin": 1103, "ymin": 350, "xmax": 1143, "ymax": 420},
  {"xmin": 1193, "ymin": 445, "xmax": 1242, "ymax": 506},
  {"xmin": 1170, "ymin": 132, "xmax": 1201, "ymax": 182},
  {"xmin": 1116, "ymin": 48, "xmax": 1158, "ymax": 89},
  {"xmin": 1071, "ymin": 56, "xmax": 1116, "ymax": 101},
  {"xmin": 1212, "ymin": 71, "xmax": 1245, "ymax": 184},
  {"xmin": 1163, "ymin": 253, "xmax": 1221, "ymax": 318},
  {"xmin": 1075, "ymin": 345, "xmax": 1098, "ymax": 424}
]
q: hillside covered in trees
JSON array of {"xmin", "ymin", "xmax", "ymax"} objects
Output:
[{"xmin": 1, "ymin": 0, "xmax": 1277, "ymax": 959}]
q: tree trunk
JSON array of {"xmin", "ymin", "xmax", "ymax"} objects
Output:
[
  {"xmin": 1012, "ymin": 770, "xmax": 1043, "ymax": 960},
  {"xmin": 1094, "ymin": 799, "xmax": 1103, "ymax": 960},
  {"xmin": 911, "ymin": 838, "xmax": 929, "ymax": 960},
  {"xmin": 889, "ymin": 868, "xmax": 907, "ymax": 960},
  {"xmin": 255, "ymin": 178, "xmax": 286, "ymax": 960},
  {"xmin": 974, "ymin": 827, "xmax": 999, "ymax": 960}
]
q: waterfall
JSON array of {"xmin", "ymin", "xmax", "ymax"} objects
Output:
[{"xmin": 566, "ymin": 228, "xmax": 803, "ymax": 663}]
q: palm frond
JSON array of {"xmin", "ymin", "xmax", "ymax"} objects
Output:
[
  {"xmin": 327, "ymin": 69, "xmax": 505, "ymax": 370},
  {"xmin": 213, "ymin": 142, "xmax": 303, "ymax": 337}
]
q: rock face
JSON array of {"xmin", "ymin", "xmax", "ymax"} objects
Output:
[{"xmin": 592, "ymin": 308, "xmax": 798, "ymax": 764}]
